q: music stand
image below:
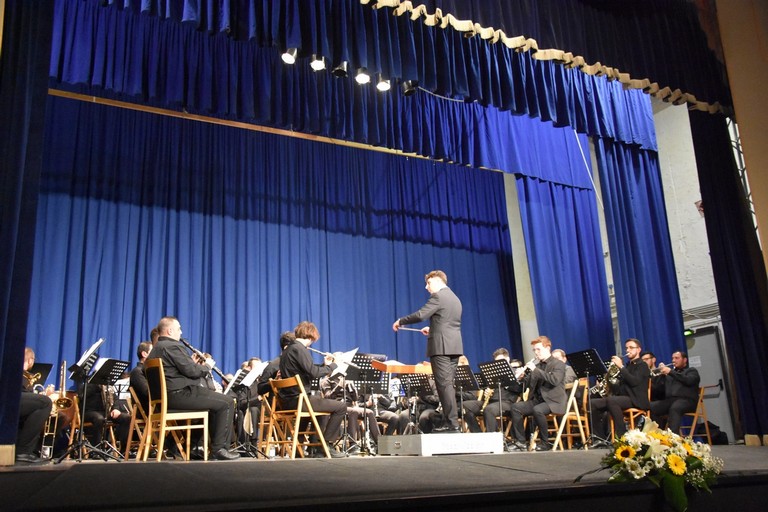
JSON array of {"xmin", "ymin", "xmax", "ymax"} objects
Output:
[
  {"xmin": 478, "ymin": 359, "xmax": 517, "ymax": 436},
  {"xmin": 346, "ymin": 353, "xmax": 387, "ymax": 455},
  {"xmin": 90, "ymin": 358, "xmax": 130, "ymax": 460},
  {"xmin": 567, "ymin": 348, "xmax": 609, "ymax": 444},
  {"xmin": 28, "ymin": 363, "xmax": 53, "ymax": 389},
  {"xmin": 229, "ymin": 363, "xmax": 269, "ymax": 458},
  {"xmin": 454, "ymin": 364, "xmax": 480, "ymax": 427},
  {"xmin": 400, "ymin": 373, "xmax": 432, "ymax": 435}
]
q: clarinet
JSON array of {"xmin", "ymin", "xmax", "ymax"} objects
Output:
[{"xmin": 179, "ymin": 338, "xmax": 226, "ymax": 380}]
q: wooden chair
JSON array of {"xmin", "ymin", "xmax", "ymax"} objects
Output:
[
  {"xmin": 610, "ymin": 380, "xmax": 652, "ymax": 440},
  {"xmin": 142, "ymin": 358, "xmax": 209, "ymax": 461},
  {"xmin": 680, "ymin": 386, "xmax": 711, "ymax": 444},
  {"xmin": 528, "ymin": 381, "xmax": 582, "ymax": 450},
  {"xmin": 256, "ymin": 394, "xmax": 284, "ymax": 458},
  {"xmin": 553, "ymin": 378, "xmax": 589, "ymax": 450},
  {"xmin": 265, "ymin": 376, "xmax": 331, "ymax": 459},
  {"xmin": 123, "ymin": 387, "xmax": 148, "ymax": 459}
]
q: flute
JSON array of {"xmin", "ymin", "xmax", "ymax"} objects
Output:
[{"xmin": 180, "ymin": 338, "xmax": 226, "ymax": 380}]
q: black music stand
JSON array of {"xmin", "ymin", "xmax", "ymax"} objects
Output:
[
  {"xmin": 229, "ymin": 366, "xmax": 268, "ymax": 458},
  {"xmin": 55, "ymin": 343, "xmax": 100, "ymax": 463},
  {"xmin": 28, "ymin": 363, "xmax": 53, "ymax": 389},
  {"xmin": 400, "ymin": 373, "xmax": 432, "ymax": 435},
  {"xmin": 567, "ymin": 348, "xmax": 609, "ymax": 445},
  {"xmin": 91, "ymin": 358, "xmax": 130, "ymax": 459},
  {"xmin": 454, "ymin": 364, "xmax": 480, "ymax": 428},
  {"xmin": 346, "ymin": 353, "xmax": 387, "ymax": 455},
  {"xmin": 478, "ymin": 359, "xmax": 517, "ymax": 437}
]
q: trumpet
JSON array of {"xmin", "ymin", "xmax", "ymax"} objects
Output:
[
  {"xmin": 650, "ymin": 363, "xmax": 668, "ymax": 376},
  {"xmin": 179, "ymin": 338, "xmax": 226, "ymax": 380},
  {"xmin": 23, "ymin": 370, "xmax": 42, "ymax": 391}
]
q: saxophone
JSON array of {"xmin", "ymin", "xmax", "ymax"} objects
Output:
[{"xmin": 479, "ymin": 388, "xmax": 494, "ymax": 413}]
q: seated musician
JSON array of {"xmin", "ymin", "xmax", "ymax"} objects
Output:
[
  {"xmin": 551, "ymin": 349, "xmax": 577, "ymax": 385},
  {"xmin": 129, "ymin": 341, "xmax": 153, "ymax": 413},
  {"xmin": 366, "ymin": 392, "xmax": 399, "ymax": 435},
  {"xmin": 508, "ymin": 336, "xmax": 567, "ymax": 451},
  {"xmin": 589, "ymin": 338, "xmax": 650, "ymax": 447},
  {"xmin": 320, "ymin": 365, "xmax": 382, "ymax": 454},
  {"xmin": 650, "ymin": 351, "xmax": 700, "ymax": 433},
  {"xmin": 462, "ymin": 349, "xmax": 521, "ymax": 433},
  {"xmin": 278, "ymin": 321, "xmax": 347, "ymax": 458},
  {"xmin": 146, "ymin": 316, "xmax": 239, "ymax": 460},
  {"xmin": 641, "ymin": 350, "xmax": 666, "ymax": 401},
  {"xmin": 17, "ymin": 347, "xmax": 53, "ymax": 463}
]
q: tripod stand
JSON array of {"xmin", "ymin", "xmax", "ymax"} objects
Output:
[
  {"xmin": 56, "ymin": 339, "xmax": 126, "ymax": 463},
  {"xmin": 224, "ymin": 364, "xmax": 269, "ymax": 458}
]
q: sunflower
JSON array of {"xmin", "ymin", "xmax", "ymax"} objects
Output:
[
  {"xmin": 683, "ymin": 442, "xmax": 694, "ymax": 456},
  {"xmin": 648, "ymin": 431, "xmax": 672, "ymax": 446},
  {"xmin": 667, "ymin": 453, "xmax": 687, "ymax": 476},
  {"xmin": 615, "ymin": 444, "xmax": 636, "ymax": 462}
]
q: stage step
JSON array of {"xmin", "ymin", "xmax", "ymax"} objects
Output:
[{"xmin": 378, "ymin": 432, "xmax": 504, "ymax": 456}]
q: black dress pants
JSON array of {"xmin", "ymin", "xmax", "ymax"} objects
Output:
[{"xmin": 167, "ymin": 385, "xmax": 235, "ymax": 452}]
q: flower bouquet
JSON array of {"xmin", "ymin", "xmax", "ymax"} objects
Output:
[{"xmin": 600, "ymin": 421, "xmax": 724, "ymax": 512}]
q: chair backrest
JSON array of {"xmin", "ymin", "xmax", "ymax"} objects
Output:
[
  {"xmin": 144, "ymin": 359, "xmax": 168, "ymax": 419},
  {"xmin": 269, "ymin": 375, "xmax": 305, "ymax": 410},
  {"xmin": 129, "ymin": 387, "xmax": 148, "ymax": 422}
]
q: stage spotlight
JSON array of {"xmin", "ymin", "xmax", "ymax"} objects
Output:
[
  {"xmin": 375, "ymin": 74, "xmax": 391, "ymax": 92},
  {"xmin": 355, "ymin": 67, "xmax": 371, "ymax": 84},
  {"xmin": 281, "ymin": 48, "xmax": 298, "ymax": 65},
  {"xmin": 310, "ymin": 54, "xmax": 326, "ymax": 71},
  {"xmin": 401, "ymin": 79, "xmax": 418, "ymax": 96},
  {"xmin": 332, "ymin": 61, "xmax": 348, "ymax": 77}
]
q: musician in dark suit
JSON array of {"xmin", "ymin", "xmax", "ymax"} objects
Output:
[
  {"xmin": 146, "ymin": 316, "xmax": 239, "ymax": 460},
  {"xmin": 393, "ymin": 270, "xmax": 464, "ymax": 433},
  {"xmin": 589, "ymin": 338, "xmax": 651, "ymax": 446},
  {"xmin": 650, "ymin": 351, "xmax": 701, "ymax": 432},
  {"xmin": 17, "ymin": 347, "xmax": 52, "ymax": 463},
  {"xmin": 508, "ymin": 336, "xmax": 567, "ymax": 451}
]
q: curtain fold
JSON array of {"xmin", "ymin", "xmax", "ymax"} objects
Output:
[
  {"xmin": 51, "ymin": 0, "xmax": 657, "ymax": 159},
  {"xmin": 594, "ymin": 139, "xmax": 684, "ymax": 358},
  {"xmin": 28, "ymin": 95, "xmax": 520, "ymax": 374},
  {"xmin": 516, "ymin": 175, "xmax": 614, "ymax": 356},
  {"xmin": 688, "ymin": 111, "xmax": 768, "ymax": 436},
  {"xmin": 103, "ymin": 0, "xmax": 730, "ymax": 111},
  {"xmin": 0, "ymin": 0, "xmax": 55, "ymax": 447}
]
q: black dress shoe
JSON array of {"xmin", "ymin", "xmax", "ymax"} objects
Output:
[
  {"xmin": 211, "ymin": 448, "xmax": 240, "ymax": 460},
  {"xmin": 535, "ymin": 441, "xmax": 553, "ymax": 451},
  {"xmin": 433, "ymin": 425, "xmax": 461, "ymax": 433},
  {"xmin": 15, "ymin": 453, "xmax": 43, "ymax": 464}
]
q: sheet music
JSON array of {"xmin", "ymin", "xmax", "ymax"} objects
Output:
[
  {"xmin": 223, "ymin": 369, "xmax": 244, "ymax": 395},
  {"xmin": 331, "ymin": 347, "xmax": 359, "ymax": 376},
  {"xmin": 241, "ymin": 361, "xmax": 269, "ymax": 387},
  {"xmin": 75, "ymin": 337, "xmax": 104, "ymax": 368}
]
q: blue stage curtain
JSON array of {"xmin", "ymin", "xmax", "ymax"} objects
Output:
[
  {"xmin": 515, "ymin": 175, "xmax": 614, "ymax": 357},
  {"xmin": 50, "ymin": 0, "xmax": 657, "ymax": 156},
  {"xmin": 594, "ymin": 138, "xmax": 684, "ymax": 358},
  {"xmin": 101, "ymin": 0, "xmax": 729, "ymax": 110},
  {"xmin": 0, "ymin": 0, "xmax": 54, "ymax": 448},
  {"xmin": 27, "ymin": 94, "xmax": 519, "ymax": 375},
  {"xmin": 689, "ymin": 111, "xmax": 768, "ymax": 436}
]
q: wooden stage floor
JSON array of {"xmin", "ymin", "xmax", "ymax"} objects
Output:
[{"xmin": 1, "ymin": 444, "xmax": 767, "ymax": 511}]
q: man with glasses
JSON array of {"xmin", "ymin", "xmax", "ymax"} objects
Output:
[{"xmin": 589, "ymin": 338, "xmax": 650, "ymax": 447}]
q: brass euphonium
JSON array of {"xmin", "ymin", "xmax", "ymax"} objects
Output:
[{"xmin": 589, "ymin": 358, "xmax": 623, "ymax": 397}]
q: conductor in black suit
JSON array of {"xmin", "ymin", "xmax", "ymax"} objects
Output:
[{"xmin": 393, "ymin": 270, "xmax": 464, "ymax": 433}]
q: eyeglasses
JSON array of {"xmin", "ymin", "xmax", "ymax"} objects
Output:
[{"xmin": 625, "ymin": 345, "xmax": 640, "ymax": 350}]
